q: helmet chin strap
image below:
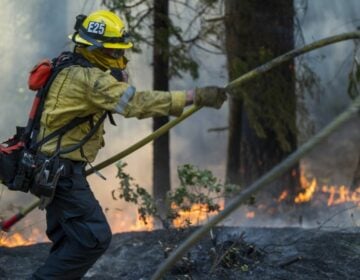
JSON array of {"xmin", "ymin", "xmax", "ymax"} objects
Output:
[{"xmin": 78, "ymin": 29, "xmax": 103, "ymax": 51}]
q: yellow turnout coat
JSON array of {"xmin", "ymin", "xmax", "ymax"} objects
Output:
[{"xmin": 38, "ymin": 65, "xmax": 186, "ymax": 162}]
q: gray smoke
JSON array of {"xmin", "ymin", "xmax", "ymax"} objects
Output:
[
  {"xmin": 0, "ymin": 0, "xmax": 102, "ymax": 237},
  {"xmin": 0, "ymin": 0, "xmax": 359, "ymax": 240},
  {"xmin": 297, "ymin": 0, "xmax": 360, "ymax": 190}
]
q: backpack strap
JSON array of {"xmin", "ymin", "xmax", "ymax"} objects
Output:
[
  {"xmin": 31, "ymin": 115, "xmax": 93, "ymax": 151},
  {"xmin": 27, "ymin": 52, "xmax": 92, "ymax": 149},
  {"xmin": 26, "ymin": 52, "xmax": 116, "ymax": 157},
  {"xmin": 31, "ymin": 111, "xmax": 107, "ymax": 159},
  {"xmin": 107, "ymin": 112, "xmax": 116, "ymax": 126},
  {"xmin": 57, "ymin": 112, "xmax": 107, "ymax": 156}
]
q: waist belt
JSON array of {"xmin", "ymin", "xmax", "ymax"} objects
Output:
[
  {"xmin": 35, "ymin": 153, "xmax": 86, "ymax": 177},
  {"xmin": 59, "ymin": 158, "xmax": 86, "ymax": 177}
]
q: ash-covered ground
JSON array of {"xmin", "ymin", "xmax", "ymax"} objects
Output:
[{"xmin": 0, "ymin": 226, "xmax": 359, "ymax": 280}]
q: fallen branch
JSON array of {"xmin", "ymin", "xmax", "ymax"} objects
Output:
[{"xmin": 278, "ymin": 255, "xmax": 303, "ymax": 268}]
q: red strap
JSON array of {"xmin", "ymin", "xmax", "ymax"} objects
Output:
[
  {"xmin": 0, "ymin": 142, "xmax": 24, "ymax": 154},
  {"xmin": 29, "ymin": 96, "xmax": 41, "ymax": 119}
]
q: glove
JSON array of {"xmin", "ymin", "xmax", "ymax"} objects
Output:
[{"xmin": 194, "ymin": 86, "xmax": 227, "ymax": 109}]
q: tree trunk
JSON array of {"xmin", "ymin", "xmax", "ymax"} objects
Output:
[
  {"xmin": 351, "ymin": 155, "xmax": 360, "ymax": 190},
  {"xmin": 225, "ymin": 0, "xmax": 300, "ymax": 204},
  {"xmin": 152, "ymin": 0, "xmax": 170, "ymax": 221}
]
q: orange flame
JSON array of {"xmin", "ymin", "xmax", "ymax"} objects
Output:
[
  {"xmin": 172, "ymin": 202, "xmax": 223, "ymax": 228},
  {"xmin": 294, "ymin": 174, "xmax": 360, "ymax": 206},
  {"xmin": 107, "ymin": 211, "xmax": 154, "ymax": 233},
  {"xmin": 322, "ymin": 185, "xmax": 360, "ymax": 206},
  {"xmin": 0, "ymin": 232, "xmax": 35, "ymax": 247},
  {"xmin": 246, "ymin": 211, "xmax": 256, "ymax": 219},
  {"xmin": 0, "ymin": 200, "xmax": 225, "ymax": 247},
  {"xmin": 0, "ymin": 226, "xmax": 48, "ymax": 248},
  {"xmin": 278, "ymin": 190, "xmax": 288, "ymax": 202},
  {"xmin": 295, "ymin": 178, "xmax": 317, "ymax": 203}
]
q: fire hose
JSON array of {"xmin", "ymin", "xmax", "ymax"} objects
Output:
[{"xmin": 1, "ymin": 30, "xmax": 360, "ymax": 255}]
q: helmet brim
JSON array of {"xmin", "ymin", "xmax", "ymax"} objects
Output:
[{"xmin": 69, "ymin": 33, "xmax": 133, "ymax": 49}]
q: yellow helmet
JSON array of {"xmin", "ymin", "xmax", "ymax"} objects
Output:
[{"xmin": 69, "ymin": 10, "xmax": 133, "ymax": 50}]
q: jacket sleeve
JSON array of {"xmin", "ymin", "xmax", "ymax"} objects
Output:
[
  {"xmin": 86, "ymin": 68, "xmax": 187, "ymax": 118},
  {"xmin": 117, "ymin": 89, "xmax": 186, "ymax": 118}
]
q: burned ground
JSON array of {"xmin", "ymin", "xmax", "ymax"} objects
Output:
[{"xmin": 0, "ymin": 226, "xmax": 359, "ymax": 279}]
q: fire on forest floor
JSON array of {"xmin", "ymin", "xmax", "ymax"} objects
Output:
[
  {"xmin": 1, "ymin": 173, "xmax": 359, "ymax": 248},
  {"xmin": 1, "ymin": 226, "xmax": 360, "ymax": 280}
]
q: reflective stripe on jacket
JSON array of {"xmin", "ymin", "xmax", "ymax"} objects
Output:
[{"xmin": 38, "ymin": 65, "xmax": 186, "ymax": 162}]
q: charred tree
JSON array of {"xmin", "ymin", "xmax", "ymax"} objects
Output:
[
  {"xmin": 152, "ymin": 0, "xmax": 171, "ymax": 218},
  {"xmin": 225, "ymin": 0, "xmax": 300, "ymax": 204}
]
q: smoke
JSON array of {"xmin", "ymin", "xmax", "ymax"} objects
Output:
[
  {"xmin": 297, "ymin": 0, "xmax": 360, "ymax": 124},
  {"xmin": 1, "ymin": 0, "xmax": 359, "ymax": 241},
  {"xmin": 296, "ymin": 0, "xmax": 360, "ymax": 193},
  {"xmin": 0, "ymin": 0, "xmax": 228, "ymax": 237},
  {"xmin": 0, "ymin": 0, "xmax": 72, "ymax": 234},
  {"xmin": 225, "ymin": 0, "xmax": 360, "ymax": 228}
]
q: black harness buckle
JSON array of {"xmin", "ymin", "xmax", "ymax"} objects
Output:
[{"xmin": 32, "ymin": 159, "xmax": 64, "ymax": 210}]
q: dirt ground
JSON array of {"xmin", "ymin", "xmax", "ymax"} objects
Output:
[{"xmin": 0, "ymin": 226, "xmax": 359, "ymax": 279}]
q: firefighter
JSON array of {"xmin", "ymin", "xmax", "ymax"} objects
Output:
[{"xmin": 30, "ymin": 10, "xmax": 226, "ymax": 279}]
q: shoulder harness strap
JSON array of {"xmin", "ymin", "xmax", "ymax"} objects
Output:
[{"xmin": 29, "ymin": 52, "xmax": 108, "ymax": 155}]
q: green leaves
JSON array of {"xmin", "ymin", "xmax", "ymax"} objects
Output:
[
  {"xmin": 112, "ymin": 161, "xmax": 239, "ymax": 228},
  {"xmin": 114, "ymin": 161, "xmax": 157, "ymax": 223},
  {"xmin": 177, "ymin": 164, "xmax": 219, "ymax": 191}
]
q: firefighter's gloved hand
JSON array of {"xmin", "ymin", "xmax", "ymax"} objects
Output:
[{"xmin": 194, "ymin": 86, "xmax": 227, "ymax": 109}]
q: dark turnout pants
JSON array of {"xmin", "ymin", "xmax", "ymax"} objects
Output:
[{"xmin": 32, "ymin": 162, "xmax": 112, "ymax": 279}]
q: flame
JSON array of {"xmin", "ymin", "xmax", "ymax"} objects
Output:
[
  {"xmin": 322, "ymin": 185, "xmax": 360, "ymax": 206},
  {"xmin": 0, "ymin": 232, "xmax": 35, "ymax": 247},
  {"xmin": 172, "ymin": 202, "xmax": 223, "ymax": 228},
  {"xmin": 0, "ymin": 225, "xmax": 47, "ymax": 248},
  {"xmin": 278, "ymin": 190, "xmax": 288, "ymax": 202},
  {"xmin": 108, "ymin": 211, "xmax": 154, "ymax": 233},
  {"xmin": 246, "ymin": 211, "xmax": 256, "ymax": 219},
  {"xmin": 295, "ymin": 177, "xmax": 317, "ymax": 203},
  {"xmin": 0, "ymin": 209, "xmax": 155, "ymax": 248},
  {"xmin": 109, "ymin": 202, "xmax": 224, "ymax": 230},
  {"xmin": 294, "ymin": 173, "xmax": 360, "ymax": 206}
]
